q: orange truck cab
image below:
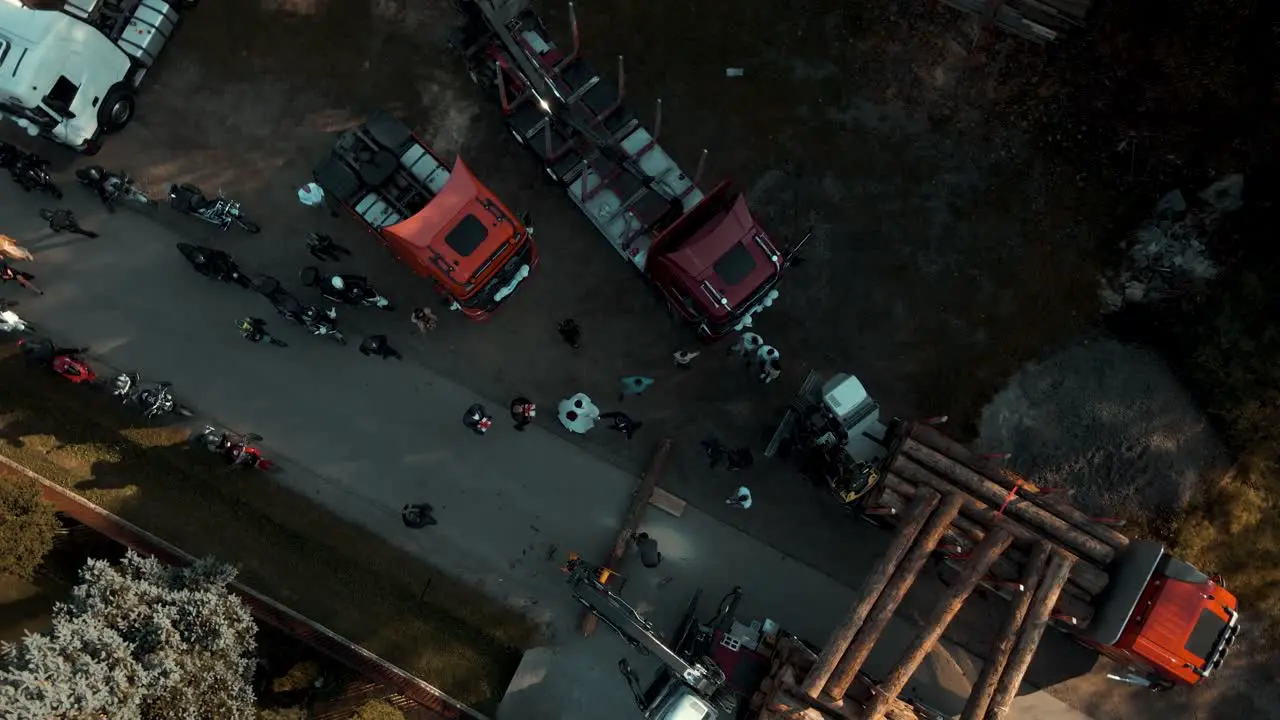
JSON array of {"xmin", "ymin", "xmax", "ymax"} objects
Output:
[
  {"xmin": 1079, "ymin": 540, "xmax": 1240, "ymax": 689},
  {"xmin": 314, "ymin": 112, "xmax": 538, "ymax": 319}
]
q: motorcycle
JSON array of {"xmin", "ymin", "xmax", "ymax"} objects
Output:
[
  {"xmin": 254, "ymin": 276, "xmax": 346, "ymax": 344},
  {"xmin": 75, "ymin": 166, "xmax": 155, "ymax": 212},
  {"xmin": 176, "ymin": 243, "xmax": 253, "ymax": 288},
  {"xmin": 18, "ymin": 337, "xmax": 96, "ymax": 384},
  {"xmin": 187, "ymin": 426, "xmax": 276, "ymax": 471},
  {"xmin": 8, "ymin": 151, "xmax": 62, "ymax": 199},
  {"xmin": 167, "ymin": 183, "xmax": 261, "ymax": 233},
  {"xmin": 0, "ymin": 300, "xmax": 35, "ymax": 333},
  {"xmin": 108, "ymin": 371, "xmax": 194, "ymax": 419},
  {"xmin": 299, "ymin": 266, "xmax": 395, "ymax": 311}
]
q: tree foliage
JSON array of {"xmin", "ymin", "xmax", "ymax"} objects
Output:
[
  {"xmin": 0, "ymin": 551, "xmax": 258, "ymax": 719},
  {"xmin": 0, "ymin": 477, "xmax": 59, "ymax": 581}
]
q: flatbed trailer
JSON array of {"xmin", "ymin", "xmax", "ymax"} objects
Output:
[
  {"xmin": 450, "ymin": 0, "xmax": 807, "ymax": 339},
  {"xmin": 314, "ymin": 112, "xmax": 538, "ymax": 318}
]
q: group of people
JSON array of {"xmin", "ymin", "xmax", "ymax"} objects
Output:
[{"xmin": 729, "ymin": 331, "xmax": 782, "ymax": 384}]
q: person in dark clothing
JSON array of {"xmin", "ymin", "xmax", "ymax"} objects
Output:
[
  {"xmin": 634, "ymin": 532, "xmax": 661, "ymax": 568},
  {"xmin": 41, "ymin": 208, "xmax": 97, "ymax": 238},
  {"xmin": 599, "ymin": 411, "xmax": 642, "ymax": 439},
  {"xmin": 463, "ymin": 403, "xmax": 493, "ymax": 435},
  {"xmin": 510, "ymin": 396, "xmax": 536, "ymax": 431},
  {"xmin": 727, "ymin": 447, "xmax": 755, "ymax": 471},
  {"xmin": 401, "ymin": 503, "xmax": 437, "ymax": 528},
  {"xmin": 702, "ymin": 437, "xmax": 727, "ymax": 469},
  {"xmin": 306, "ymin": 232, "xmax": 352, "ymax": 262},
  {"xmin": 359, "ymin": 334, "xmax": 402, "ymax": 360},
  {"xmin": 237, "ymin": 317, "xmax": 287, "ymax": 347},
  {"xmin": 557, "ymin": 318, "xmax": 581, "ymax": 349},
  {"xmin": 0, "ymin": 260, "xmax": 41, "ymax": 295}
]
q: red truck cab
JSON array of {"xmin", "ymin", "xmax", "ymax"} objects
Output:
[
  {"xmin": 314, "ymin": 113, "xmax": 538, "ymax": 319},
  {"xmin": 1081, "ymin": 540, "xmax": 1240, "ymax": 688},
  {"xmin": 648, "ymin": 183, "xmax": 785, "ymax": 339}
]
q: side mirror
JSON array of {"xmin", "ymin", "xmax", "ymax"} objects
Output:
[{"xmin": 783, "ymin": 227, "xmax": 814, "ymax": 268}]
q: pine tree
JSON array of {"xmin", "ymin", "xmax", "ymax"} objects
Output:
[{"xmin": 0, "ymin": 551, "xmax": 258, "ymax": 719}]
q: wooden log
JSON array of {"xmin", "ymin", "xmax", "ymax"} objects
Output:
[
  {"xmin": 907, "ymin": 424, "xmax": 1130, "ymax": 550},
  {"xmin": 889, "ymin": 461, "xmax": 1111, "ymax": 595},
  {"xmin": 865, "ymin": 528, "xmax": 1015, "ymax": 720},
  {"xmin": 897, "ymin": 440, "xmax": 1115, "ymax": 566},
  {"xmin": 985, "ymin": 550, "xmax": 1076, "ymax": 719},
  {"xmin": 801, "ymin": 490, "xmax": 941, "ymax": 698},
  {"xmin": 822, "ymin": 493, "xmax": 965, "ymax": 703},
  {"xmin": 961, "ymin": 541, "xmax": 1052, "ymax": 720}
]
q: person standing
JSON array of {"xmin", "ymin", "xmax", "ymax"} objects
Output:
[
  {"xmin": 729, "ymin": 331, "xmax": 763, "ymax": 363},
  {"xmin": 726, "ymin": 447, "xmax": 754, "ymax": 471},
  {"xmin": 759, "ymin": 358, "xmax": 782, "ymax": 384},
  {"xmin": 599, "ymin": 411, "xmax": 643, "ymax": 440},
  {"xmin": 411, "ymin": 307, "xmax": 438, "ymax": 333},
  {"xmin": 702, "ymin": 437, "xmax": 727, "ymax": 469},
  {"xmin": 725, "ymin": 486, "xmax": 753, "ymax": 509},
  {"xmin": 558, "ymin": 393, "xmax": 600, "ymax": 434},
  {"xmin": 401, "ymin": 503, "xmax": 437, "ymax": 528},
  {"xmin": 463, "ymin": 404, "xmax": 494, "ymax": 435},
  {"xmin": 634, "ymin": 532, "xmax": 662, "ymax": 568},
  {"xmin": 510, "ymin": 396, "xmax": 536, "ymax": 431},
  {"xmin": 359, "ymin": 334, "xmax": 402, "ymax": 360},
  {"xmin": 557, "ymin": 318, "xmax": 582, "ymax": 349},
  {"xmin": 672, "ymin": 350, "xmax": 700, "ymax": 369},
  {"xmin": 41, "ymin": 209, "xmax": 97, "ymax": 238},
  {"xmin": 306, "ymin": 231, "xmax": 352, "ymax": 262},
  {"xmin": 619, "ymin": 376, "xmax": 654, "ymax": 400}
]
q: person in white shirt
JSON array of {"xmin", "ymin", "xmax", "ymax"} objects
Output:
[
  {"xmin": 728, "ymin": 332, "xmax": 763, "ymax": 362},
  {"xmin": 725, "ymin": 486, "xmax": 753, "ymax": 509}
]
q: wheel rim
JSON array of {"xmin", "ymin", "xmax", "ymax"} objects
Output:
[{"xmin": 109, "ymin": 99, "xmax": 133, "ymax": 125}]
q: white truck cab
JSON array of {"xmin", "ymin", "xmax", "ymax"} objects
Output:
[{"xmin": 0, "ymin": 0, "xmax": 193, "ymax": 152}]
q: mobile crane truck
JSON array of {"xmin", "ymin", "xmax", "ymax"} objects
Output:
[
  {"xmin": 449, "ymin": 0, "xmax": 808, "ymax": 339},
  {"xmin": 313, "ymin": 111, "xmax": 539, "ymax": 318},
  {"xmin": 764, "ymin": 371, "xmax": 1240, "ymax": 691},
  {"xmin": 0, "ymin": 0, "xmax": 196, "ymax": 152}
]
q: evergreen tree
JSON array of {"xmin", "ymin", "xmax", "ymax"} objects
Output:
[{"xmin": 0, "ymin": 477, "xmax": 59, "ymax": 581}]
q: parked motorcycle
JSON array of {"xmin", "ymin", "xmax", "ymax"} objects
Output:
[
  {"xmin": 176, "ymin": 243, "xmax": 253, "ymax": 288},
  {"xmin": 108, "ymin": 371, "xmax": 194, "ymax": 419},
  {"xmin": 187, "ymin": 426, "xmax": 275, "ymax": 471},
  {"xmin": 299, "ymin": 266, "xmax": 394, "ymax": 311},
  {"xmin": 18, "ymin": 337, "xmax": 96, "ymax": 384},
  {"xmin": 0, "ymin": 300, "xmax": 35, "ymax": 333},
  {"xmin": 8, "ymin": 151, "xmax": 62, "ymax": 199},
  {"xmin": 167, "ymin": 183, "xmax": 261, "ymax": 233},
  {"xmin": 76, "ymin": 166, "xmax": 155, "ymax": 212}
]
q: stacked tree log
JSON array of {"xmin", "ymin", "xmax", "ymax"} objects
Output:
[
  {"xmin": 747, "ymin": 635, "xmax": 920, "ymax": 720},
  {"xmin": 933, "ymin": 0, "xmax": 1092, "ymax": 43},
  {"xmin": 863, "ymin": 422, "xmax": 1132, "ymax": 631}
]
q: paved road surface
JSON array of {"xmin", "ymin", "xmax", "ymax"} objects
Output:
[{"xmin": 0, "ymin": 174, "xmax": 1095, "ymax": 720}]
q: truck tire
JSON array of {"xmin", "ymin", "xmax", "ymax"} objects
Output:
[{"xmin": 99, "ymin": 85, "xmax": 137, "ymax": 134}]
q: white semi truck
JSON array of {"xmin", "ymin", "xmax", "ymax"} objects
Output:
[{"xmin": 0, "ymin": 0, "xmax": 195, "ymax": 152}]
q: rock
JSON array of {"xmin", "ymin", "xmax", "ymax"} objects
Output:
[
  {"xmin": 1154, "ymin": 189, "xmax": 1187, "ymax": 218},
  {"xmin": 1198, "ymin": 174, "xmax": 1244, "ymax": 212}
]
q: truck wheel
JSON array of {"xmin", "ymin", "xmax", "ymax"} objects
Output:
[{"xmin": 99, "ymin": 85, "xmax": 137, "ymax": 134}]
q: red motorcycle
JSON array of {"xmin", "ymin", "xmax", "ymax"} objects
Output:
[
  {"xmin": 18, "ymin": 338, "xmax": 97, "ymax": 384},
  {"xmin": 188, "ymin": 426, "xmax": 276, "ymax": 471}
]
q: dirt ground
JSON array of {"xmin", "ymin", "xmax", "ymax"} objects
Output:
[{"xmin": 5, "ymin": 0, "xmax": 1271, "ymax": 715}]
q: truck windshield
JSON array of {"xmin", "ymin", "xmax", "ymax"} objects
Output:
[
  {"xmin": 445, "ymin": 214, "xmax": 488, "ymax": 257},
  {"xmin": 713, "ymin": 243, "xmax": 758, "ymax": 286}
]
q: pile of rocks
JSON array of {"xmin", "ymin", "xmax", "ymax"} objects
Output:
[{"xmin": 1098, "ymin": 174, "xmax": 1243, "ymax": 312}]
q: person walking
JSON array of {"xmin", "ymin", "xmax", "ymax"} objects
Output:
[
  {"xmin": 306, "ymin": 231, "xmax": 352, "ymax": 262},
  {"xmin": 510, "ymin": 396, "xmax": 536, "ymax": 431},
  {"xmin": 401, "ymin": 503, "xmax": 438, "ymax": 528},
  {"xmin": 759, "ymin": 358, "xmax": 781, "ymax": 384},
  {"xmin": 558, "ymin": 393, "xmax": 600, "ymax": 434},
  {"xmin": 634, "ymin": 532, "xmax": 661, "ymax": 568},
  {"xmin": 463, "ymin": 403, "xmax": 494, "ymax": 435},
  {"xmin": 599, "ymin": 411, "xmax": 643, "ymax": 440},
  {"xmin": 557, "ymin": 318, "xmax": 582, "ymax": 349},
  {"xmin": 729, "ymin": 331, "xmax": 763, "ymax": 363},
  {"xmin": 0, "ymin": 234, "xmax": 34, "ymax": 262},
  {"xmin": 40, "ymin": 209, "xmax": 97, "ymax": 238},
  {"xmin": 411, "ymin": 307, "xmax": 438, "ymax": 333},
  {"xmin": 359, "ymin": 334, "xmax": 402, "ymax": 360},
  {"xmin": 672, "ymin": 350, "xmax": 700, "ymax": 369},
  {"xmin": 725, "ymin": 486, "xmax": 753, "ymax": 509},
  {"xmin": 619, "ymin": 376, "xmax": 654, "ymax": 400}
]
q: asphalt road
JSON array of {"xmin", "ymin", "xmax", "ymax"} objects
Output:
[{"xmin": 0, "ymin": 172, "xmax": 1099, "ymax": 720}]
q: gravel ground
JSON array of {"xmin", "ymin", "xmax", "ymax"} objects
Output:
[{"xmin": 975, "ymin": 338, "xmax": 1228, "ymax": 518}]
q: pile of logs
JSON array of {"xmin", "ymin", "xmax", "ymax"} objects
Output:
[
  {"xmin": 747, "ymin": 634, "xmax": 920, "ymax": 720},
  {"xmin": 933, "ymin": 0, "xmax": 1092, "ymax": 43},
  {"xmin": 866, "ymin": 422, "xmax": 1131, "ymax": 631}
]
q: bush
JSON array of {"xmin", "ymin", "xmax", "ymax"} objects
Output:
[{"xmin": 0, "ymin": 476, "xmax": 59, "ymax": 581}]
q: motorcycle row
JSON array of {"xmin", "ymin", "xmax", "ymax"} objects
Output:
[{"xmin": 1, "ymin": 141, "xmax": 260, "ymax": 231}]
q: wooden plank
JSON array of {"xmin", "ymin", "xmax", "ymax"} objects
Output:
[{"xmin": 648, "ymin": 486, "xmax": 686, "ymax": 517}]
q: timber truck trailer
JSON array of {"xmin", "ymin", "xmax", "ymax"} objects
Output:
[
  {"xmin": 765, "ymin": 371, "xmax": 1241, "ymax": 691},
  {"xmin": 449, "ymin": 0, "xmax": 808, "ymax": 339},
  {"xmin": 0, "ymin": 0, "xmax": 195, "ymax": 152},
  {"xmin": 313, "ymin": 111, "xmax": 538, "ymax": 318}
]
